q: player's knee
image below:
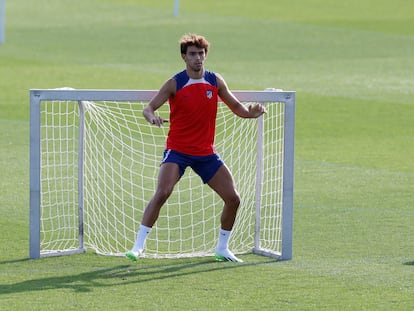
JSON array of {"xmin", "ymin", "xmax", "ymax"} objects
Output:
[
  {"xmin": 227, "ymin": 192, "xmax": 241, "ymax": 209},
  {"xmin": 155, "ymin": 186, "xmax": 174, "ymax": 202}
]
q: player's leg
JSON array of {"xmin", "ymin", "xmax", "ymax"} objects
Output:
[
  {"xmin": 126, "ymin": 162, "xmax": 180, "ymax": 261},
  {"xmin": 207, "ymin": 164, "xmax": 240, "ymax": 229},
  {"xmin": 141, "ymin": 162, "xmax": 180, "ymax": 226},
  {"xmin": 207, "ymin": 164, "xmax": 243, "ymax": 262}
]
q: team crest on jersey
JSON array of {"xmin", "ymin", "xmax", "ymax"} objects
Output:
[{"xmin": 206, "ymin": 90, "xmax": 213, "ymax": 99}]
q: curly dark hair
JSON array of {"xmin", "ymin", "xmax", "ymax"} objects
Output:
[{"xmin": 179, "ymin": 33, "xmax": 210, "ymax": 55}]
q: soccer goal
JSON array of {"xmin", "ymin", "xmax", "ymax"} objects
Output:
[{"xmin": 29, "ymin": 89, "xmax": 295, "ymax": 260}]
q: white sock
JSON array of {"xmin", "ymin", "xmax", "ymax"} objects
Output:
[
  {"xmin": 132, "ymin": 224, "xmax": 152, "ymax": 252},
  {"xmin": 216, "ymin": 228, "xmax": 232, "ymax": 251}
]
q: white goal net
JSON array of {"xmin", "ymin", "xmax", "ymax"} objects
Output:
[{"xmin": 30, "ymin": 89, "xmax": 295, "ymax": 260}]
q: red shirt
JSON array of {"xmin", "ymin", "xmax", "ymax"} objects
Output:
[{"xmin": 166, "ymin": 70, "xmax": 219, "ymax": 156}]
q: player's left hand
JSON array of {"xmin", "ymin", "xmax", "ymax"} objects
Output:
[{"xmin": 248, "ymin": 103, "xmax": 267, "ymax": 118}]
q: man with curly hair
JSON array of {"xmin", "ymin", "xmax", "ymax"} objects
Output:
[{"xmin": 126, "ymin": 34, "xmax": 266, "ymax": 262}]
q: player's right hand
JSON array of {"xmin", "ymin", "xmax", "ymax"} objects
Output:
[{"xmin": 151, "ymin": 116, "xmax": 169, "ymax": 127}]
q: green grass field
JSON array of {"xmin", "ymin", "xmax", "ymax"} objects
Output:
[{"xmin": 1, "ymin": 0, "xmax": 413, "ymax": 309}]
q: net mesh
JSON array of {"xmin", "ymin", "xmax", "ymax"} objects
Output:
[{"xmin": 39, "ymin": 99, "xmax": 285, "ymax": 258}]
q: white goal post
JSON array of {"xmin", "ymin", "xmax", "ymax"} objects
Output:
[
  {"xmin": 0, "ymin": 0, "xmax": 5, "ymax": 44},
  {"xmin": 30, "ymin": 89, "xmax": 295, "ymax": 260}
]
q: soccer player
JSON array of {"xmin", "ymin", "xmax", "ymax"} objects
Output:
[{"xmin": 126, "ymin": 33, "xmax": 266, "ymax": 262}]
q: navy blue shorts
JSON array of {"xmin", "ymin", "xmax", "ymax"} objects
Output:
[{"xmin": 161, "ymin": 149, "xmax": 224, "ymax": 184}]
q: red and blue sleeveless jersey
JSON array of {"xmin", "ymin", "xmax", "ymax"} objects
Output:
[{"xmin": 166, "ymin": 70, "xmax": 219, "ymax": 156}]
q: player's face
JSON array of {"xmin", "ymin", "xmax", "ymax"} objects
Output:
[{"xmin": 183, "ymin": 46, "xmax": 206, "ymax": 72}]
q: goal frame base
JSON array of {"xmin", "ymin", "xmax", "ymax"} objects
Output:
[{"xmin": 35, "ymin": 248, "xmax": 87, "ymax": 259}]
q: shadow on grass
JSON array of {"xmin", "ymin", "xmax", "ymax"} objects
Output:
[
  {"xmin": 403, "ymin": 261, "xmax": 414, "ymax": 266},
  {"xmin": 0, "ymin": 258, "xmax": 31, "ymax": 265},
  {"xmin": 1, "ymin": 257, "xmax": 278, "ymax": 294}
]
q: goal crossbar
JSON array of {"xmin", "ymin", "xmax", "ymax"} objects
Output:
[{"xmin": 30, "ymin": 89, "xmax": 295, "ymax": 260}]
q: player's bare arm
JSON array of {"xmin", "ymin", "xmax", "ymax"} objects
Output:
[
  {"xmin": 143, "ymin": 78, "xmax": 176, "ymax": 127},
  {"xmin": 217, "ymin": 74, "xmax": 267, "ymax": 118}
]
